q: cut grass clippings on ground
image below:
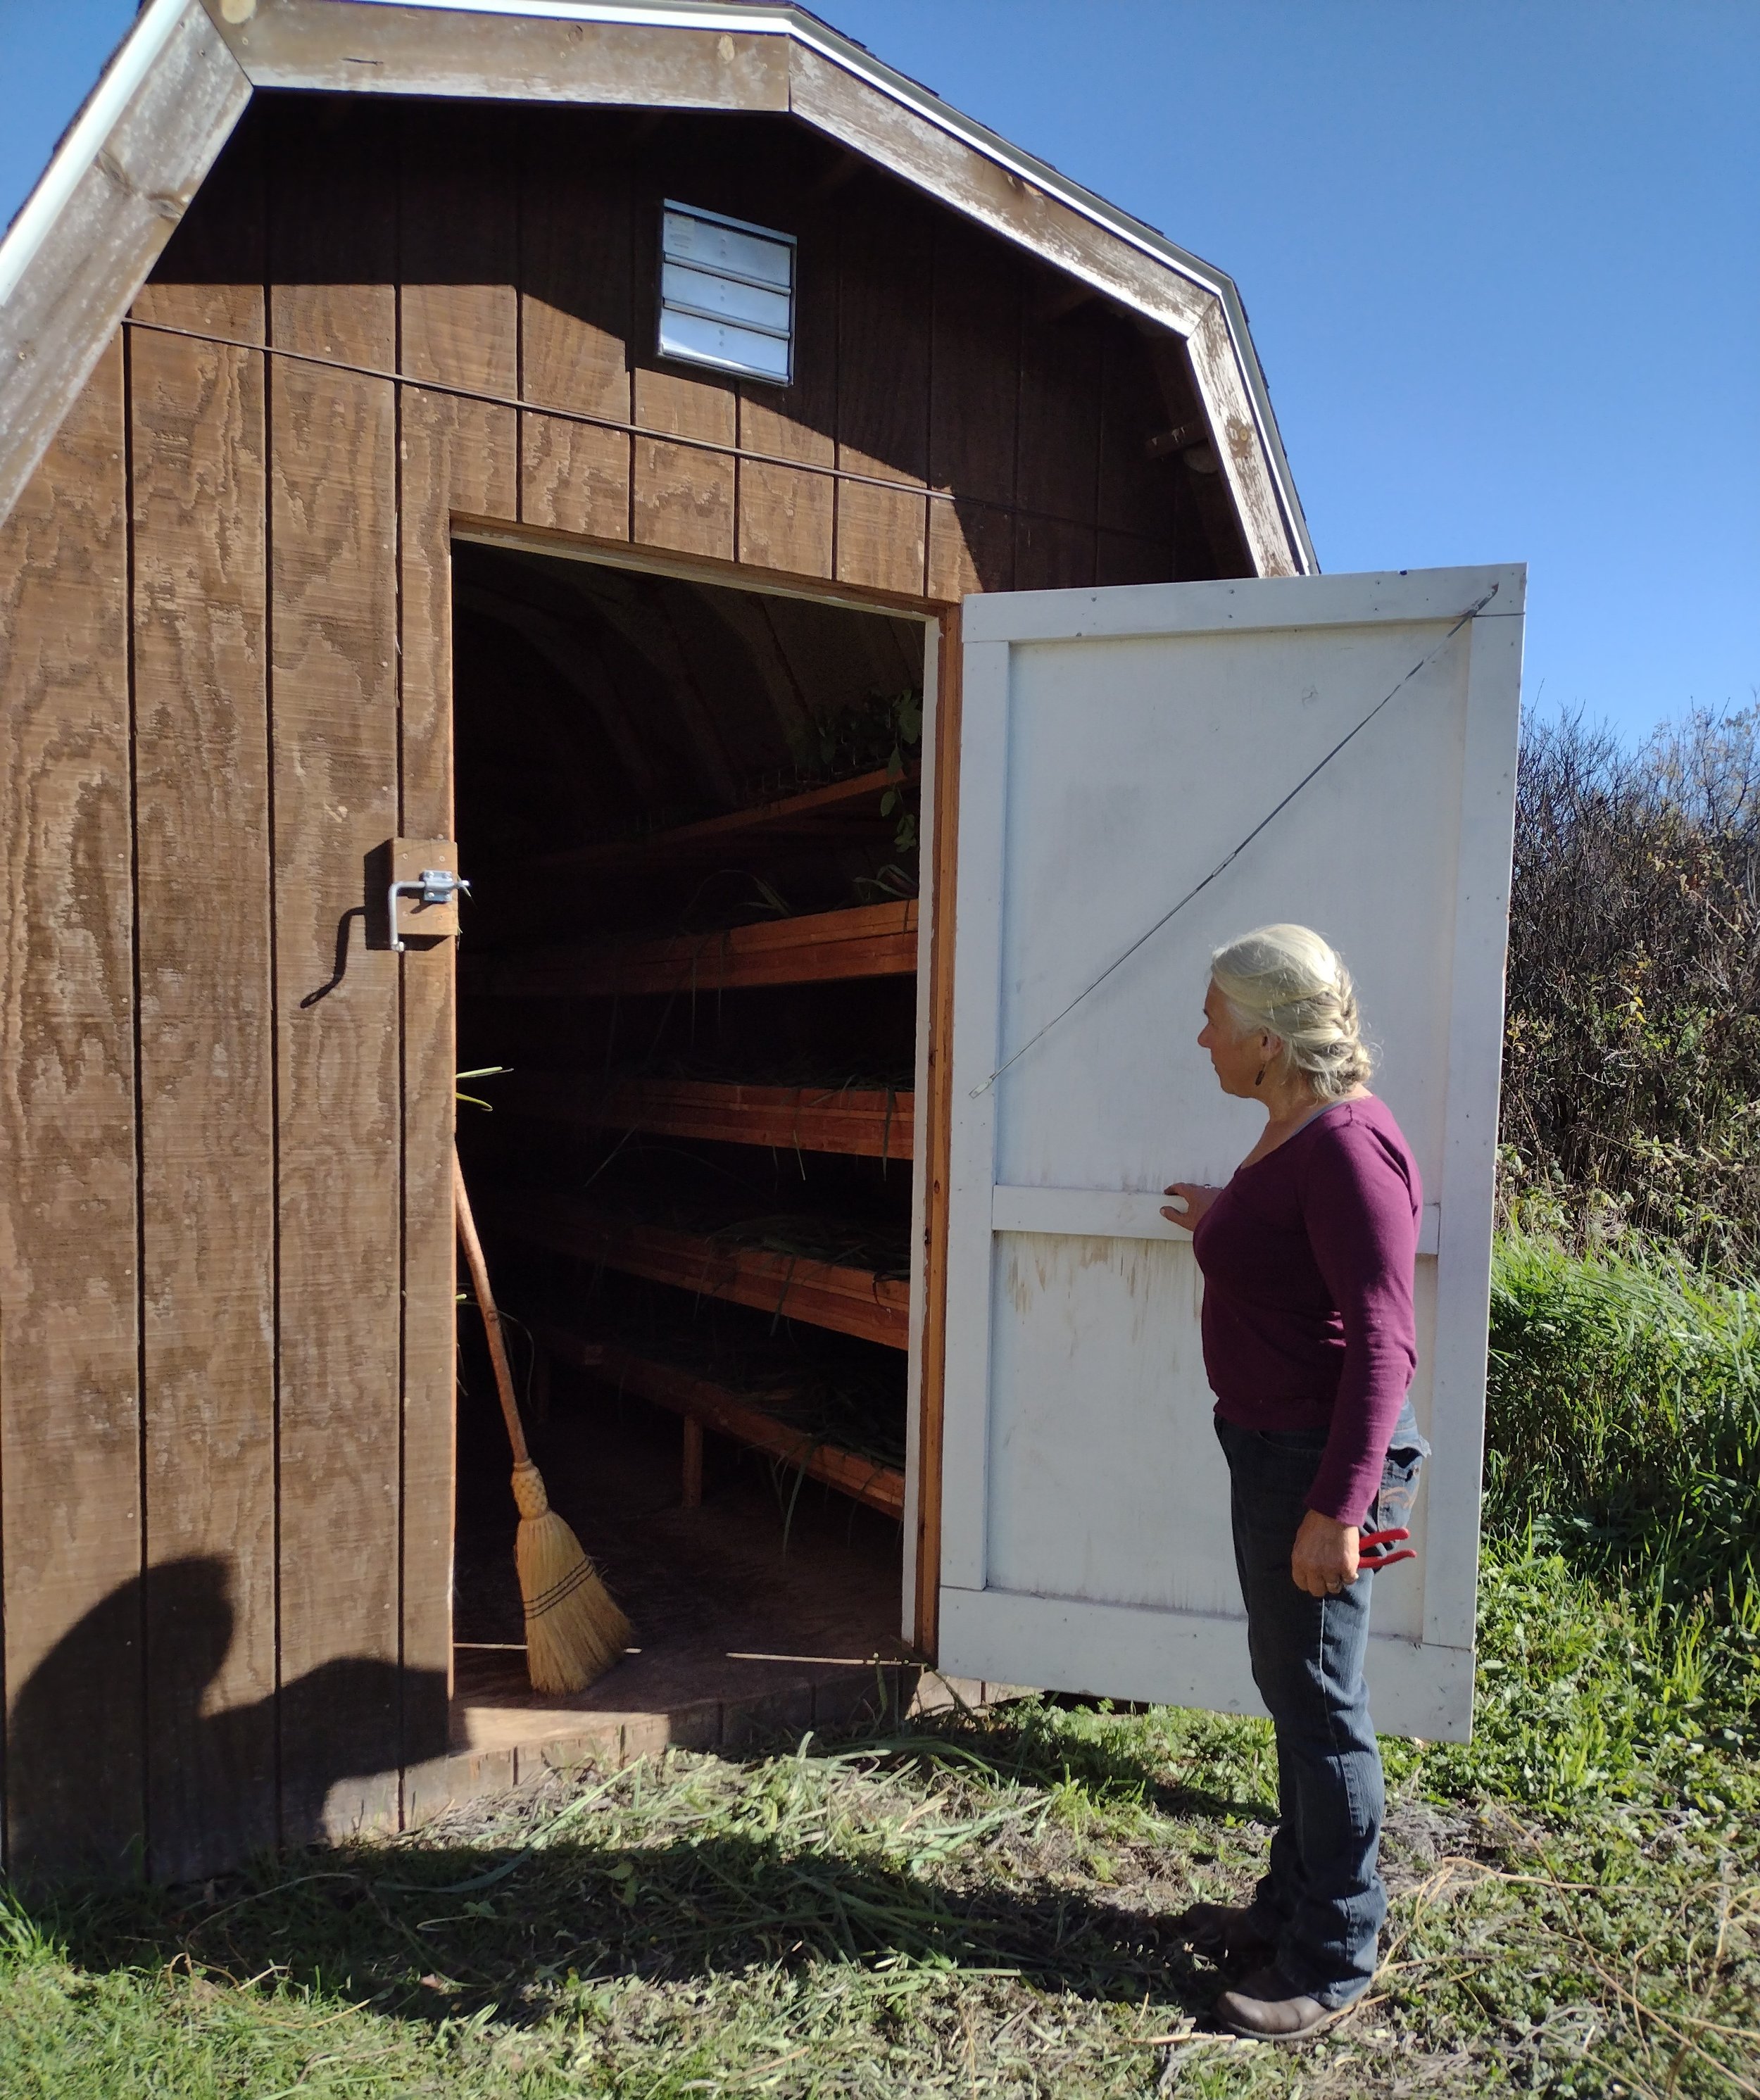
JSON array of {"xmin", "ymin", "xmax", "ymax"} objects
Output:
[{"xmin": 4, "ymin": 1538, "xmax": 1756, "ymax": 2099}]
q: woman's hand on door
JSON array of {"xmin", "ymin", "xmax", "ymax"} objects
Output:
[{"xmin": 1162, "ymin": 1182, "xmax": 1221, "ymax": 1230}]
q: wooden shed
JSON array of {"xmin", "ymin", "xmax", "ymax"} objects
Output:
[{"xmin": 0, "ymin": 0, "xmax": 1522, "ymax": 1885}]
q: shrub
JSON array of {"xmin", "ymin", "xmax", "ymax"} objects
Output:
[{"xmin": 1502, "ymin": 703, "xmax": 1760, "ymax": 1266}]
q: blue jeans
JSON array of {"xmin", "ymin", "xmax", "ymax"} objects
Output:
[{"xmin": 1212, "ymin": 1407, "xmax": 1427, "ymax": 2008}]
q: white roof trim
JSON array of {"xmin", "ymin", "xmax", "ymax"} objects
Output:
[
  {"xmin": 348, "ymin": 0, "xmax": 791, "ymax": 20},
  {"xmin": 0, "ymin": 1, "xmax": 248, "ymax": 531},
  {"xmin": 0, "ymin": 0, "xmax": 194, "ymax": 310}
]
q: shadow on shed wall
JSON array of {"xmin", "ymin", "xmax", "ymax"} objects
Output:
[{"xmin": 6, "ymin": 1557, "xmax": 442, "ymax": 1887}]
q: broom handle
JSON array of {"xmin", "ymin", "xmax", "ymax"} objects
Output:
[{"xmin": 453, "ymin": 1149, "xmax": 532, "ymax": 1470}]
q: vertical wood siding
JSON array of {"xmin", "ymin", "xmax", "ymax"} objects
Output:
[
  {"xmin": 836, "ymin": 187, "xmax": 933, "ymax": 597},
  {"xmin": 269, "ymin": 346, "xmax": 405, "ymax": 1847},
  {"xmin": 264, "ymin": 102, "xmax": 405, "ymax": 1849},
  {"xmin": 0, "ymin": 339, "xmax": 142, "ymax": 1881},
  {"xmin": 0, "ymin": 100, "xmax": 1240, "ymax": 1879},
  {"xmin": 130, "ymin": 321, "xmax": 277, "ymax": 1881},
  {"xmin": 735, "ymin": 180, "xmax": 836, "ymax": 581},
  {"xmin": 519, "ymin": 113, "xmax": 634, "ymax": 541}
]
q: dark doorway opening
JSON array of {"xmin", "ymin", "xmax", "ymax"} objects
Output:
[{"xmin": 448, "ymin": 538, "xmax": 930, "ymax": 1764}]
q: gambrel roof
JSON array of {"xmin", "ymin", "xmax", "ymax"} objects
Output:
[{"xmin": 0, "ymin": 0, "xmax": 1314, "ymax": 574}]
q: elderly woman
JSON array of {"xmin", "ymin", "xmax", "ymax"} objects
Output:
[{"xmin": 1164, "ymin": 924, "xmax": 1428, "ymax": 2041}]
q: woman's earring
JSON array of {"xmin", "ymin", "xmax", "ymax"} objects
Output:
[{"xmin": 1254, "ymin": 1064, "xmax": 1266, "ymax": 1088}]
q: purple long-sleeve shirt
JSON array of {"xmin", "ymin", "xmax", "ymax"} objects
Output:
[{"xmin": 1190, "ymin": 1095, "xmax": 1421, "ymax": 1526}]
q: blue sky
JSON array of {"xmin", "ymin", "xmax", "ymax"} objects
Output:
[{"xmin": 4, "ymin": 0, "xmax": 1755, "ymax": 742}]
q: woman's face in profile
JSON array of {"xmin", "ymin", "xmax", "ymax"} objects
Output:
[{"xmin": 1198, "ymin": 981, "xmax": 1265, "ymax": 1100}]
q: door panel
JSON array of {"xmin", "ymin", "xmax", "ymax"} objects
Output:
[
  {"xmin": 939, "ymin": 566, "xmax": 1524, "ymax": 1739},
  {"xmin": 985, "ymin": 1232, "xmax": 1216, "ymax": 1611}
]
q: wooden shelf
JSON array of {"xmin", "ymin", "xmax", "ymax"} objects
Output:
[
  {"xmin": 497, "ymin": 1195, "xmax": 910, "ymax": 1350},
  {"xmin": 534, "ymin": 1326, "xmax": 905, "ymax": 1521},
  {"xmin": 499, "ymin": 1073, "xmax": 914, "ymax": 1161},
  {"xmin": 471, "ymin": 900, "xmax": 918, "ymax": 1000},
  {"xmin": 527, "ymin": 765, "xmax": 914, "ymax": 873}
]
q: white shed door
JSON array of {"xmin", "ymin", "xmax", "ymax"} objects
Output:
[{"xmin": 938, "ymin": 565, "xmax": 1524, "ymax": 1741}]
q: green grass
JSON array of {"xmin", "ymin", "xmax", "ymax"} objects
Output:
[
  {"xmin": 4, "ymin": 1540, "xmax": 1757, "ymax": 2099},
  {"xmin": 8, "ymin": 1231, "xmax": 1760, "ymax": 2095},
  {"xmin": 1487, "ymin": 1233, "xmax": 1760, "ymax": 1602}
]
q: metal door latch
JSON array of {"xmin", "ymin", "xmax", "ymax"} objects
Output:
[{"xmin": 389, "ymin": 867, "xmax": 471, "ymax": 950}]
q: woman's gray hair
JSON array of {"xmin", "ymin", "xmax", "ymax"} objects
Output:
[{"xmin": 1209, "ymin": 923, "xmax": 1372, "ymax": 1100}]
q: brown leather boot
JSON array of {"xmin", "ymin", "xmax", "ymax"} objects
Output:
[{"xmin": 1214, "ymin": 1966, "xmax": 1343, "ymax": 2041}]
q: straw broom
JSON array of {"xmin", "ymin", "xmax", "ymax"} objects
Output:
[{"xmin": 453, "ymin": 1149, "xmax": 631, "ymax": 1694}]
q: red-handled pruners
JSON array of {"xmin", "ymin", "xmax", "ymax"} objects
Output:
[{"xmin": 1359, "ymin": 1526, "xmax": 1414, "ymax": 1569}]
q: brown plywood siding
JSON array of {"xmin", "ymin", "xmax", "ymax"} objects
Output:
[
  {"xmin": 0, "ymin": 339, "xmax": 142, "ymax": 1882},
  {"xmin": 268, "ymin": 348, "xmax": 407, "ymax": 1847},
  {"xmin": 130, "ymin": 320, "xmax": 277, "ymax": 1882},
  {"xmin": 836, "ymin": 182, "xmax": 933, "ymax": 596},
  {"xmin": 401, "ymin": 103, "xmax": 520, "ymax": 400},
  {"xmin": 395, "ymin": 118, "xmax": 520, "ymax": 1806},
  {"xmin": 0, "ymin": 96, "xmax": 1238, "ymax": 1880},
  {"xmin": 520, "ymin": 109, "xmax": 634, "ymax": 539},
  {"xmin": 122, "ymin": 107, "xmax": 276, "ymax": 1885},
  {"xmin": 927, "ymin": 218, "xmax": 1018, "ymax": 599},
  {"xmin": 736, "ymin": 181, "xmax": 836, "ymax": 579},
  {"xmin": 267, "ymin": 110, "xmax": 406, "ymax": 1849}
]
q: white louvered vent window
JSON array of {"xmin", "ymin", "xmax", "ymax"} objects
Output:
[{"xmin": 658, "ymin": 201, "xmax": 796, "ymax": 386}]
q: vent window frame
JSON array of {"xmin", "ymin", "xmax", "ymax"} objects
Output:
[{"xmin": 656, "ymin": 199, "xmax": 798, "ymax": 389}]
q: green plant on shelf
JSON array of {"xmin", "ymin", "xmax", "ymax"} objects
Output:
[
  {"xmin": 852, "ymin": 862, "xmax": 916, "ymax": 903},
  {"xmin": 793, "ymin": 685, "xmax": 922, "ymax": 781},
  {"xmin": 878, "ymin": 688, "xmax": 924, "ymax": 854},
  {"xmin": 784, "ymin": 686, "xmax": 924, "ymax": 855}
]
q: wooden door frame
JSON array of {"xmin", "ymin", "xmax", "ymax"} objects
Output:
[
  {"xmin": 910, "ymin": 603, "xmax": 960, "ymax": 1658},
  {"xmin": 444, "ymin": 515, "xmax": 960, "ymax": 1665},
  {"xmin": 451, "ymin": 514, "xmax": 950, "ymax": 623}
]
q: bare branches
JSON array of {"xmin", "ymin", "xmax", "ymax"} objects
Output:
[{"xmin": 1502, "ymin": 703, "xmax": 1760, "ymax": 1267}]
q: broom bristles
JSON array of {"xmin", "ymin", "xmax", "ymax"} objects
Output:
[{"xmin": 511, "ymin": 1461, "xmax": 631, "ymax": 1695}]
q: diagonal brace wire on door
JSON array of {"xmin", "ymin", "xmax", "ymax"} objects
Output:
[{"xmin": 971, "ymin": 583, "xmax": 1502, "ymax": 1098}]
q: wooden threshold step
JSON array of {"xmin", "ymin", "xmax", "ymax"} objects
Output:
[
  {"xmin": 496, "ymin": 1195, "xmax": 910, "ymax": 1350},
  {"xmin": 535, "ymin": 1331, "xmax": 905, "ymax": 1522},
  {"xmin": 500, "ymin": 1073, "xmax": 914, "ymax": 1161},
  {"xmin": 467, "ymin": 900, "xmax": 918, "ymax": 998}
]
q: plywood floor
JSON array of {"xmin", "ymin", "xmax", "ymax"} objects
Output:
[{"xmin": 450, "ymin": 1388, "xmax": 913, "ymax": 1766}]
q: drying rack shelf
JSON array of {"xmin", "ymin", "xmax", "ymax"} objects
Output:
[
  {"xmin": 527, "ymin": 765, "xmax": 914, "ymax": 873},
  {"xmin": 471, "ymin": 900, "xmax": 919, "ymax": 1000},
  {"xmin": 533, "ymin": 1324, "xmax": 905, "ymax": 1521},
  {"xmin": 500, "ymin": 1073, "xmax": 915, "ymax": 1161},
  {"xmin": 498, "ymin": 1195, "xmax": 910, "ymax": 1350}
]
